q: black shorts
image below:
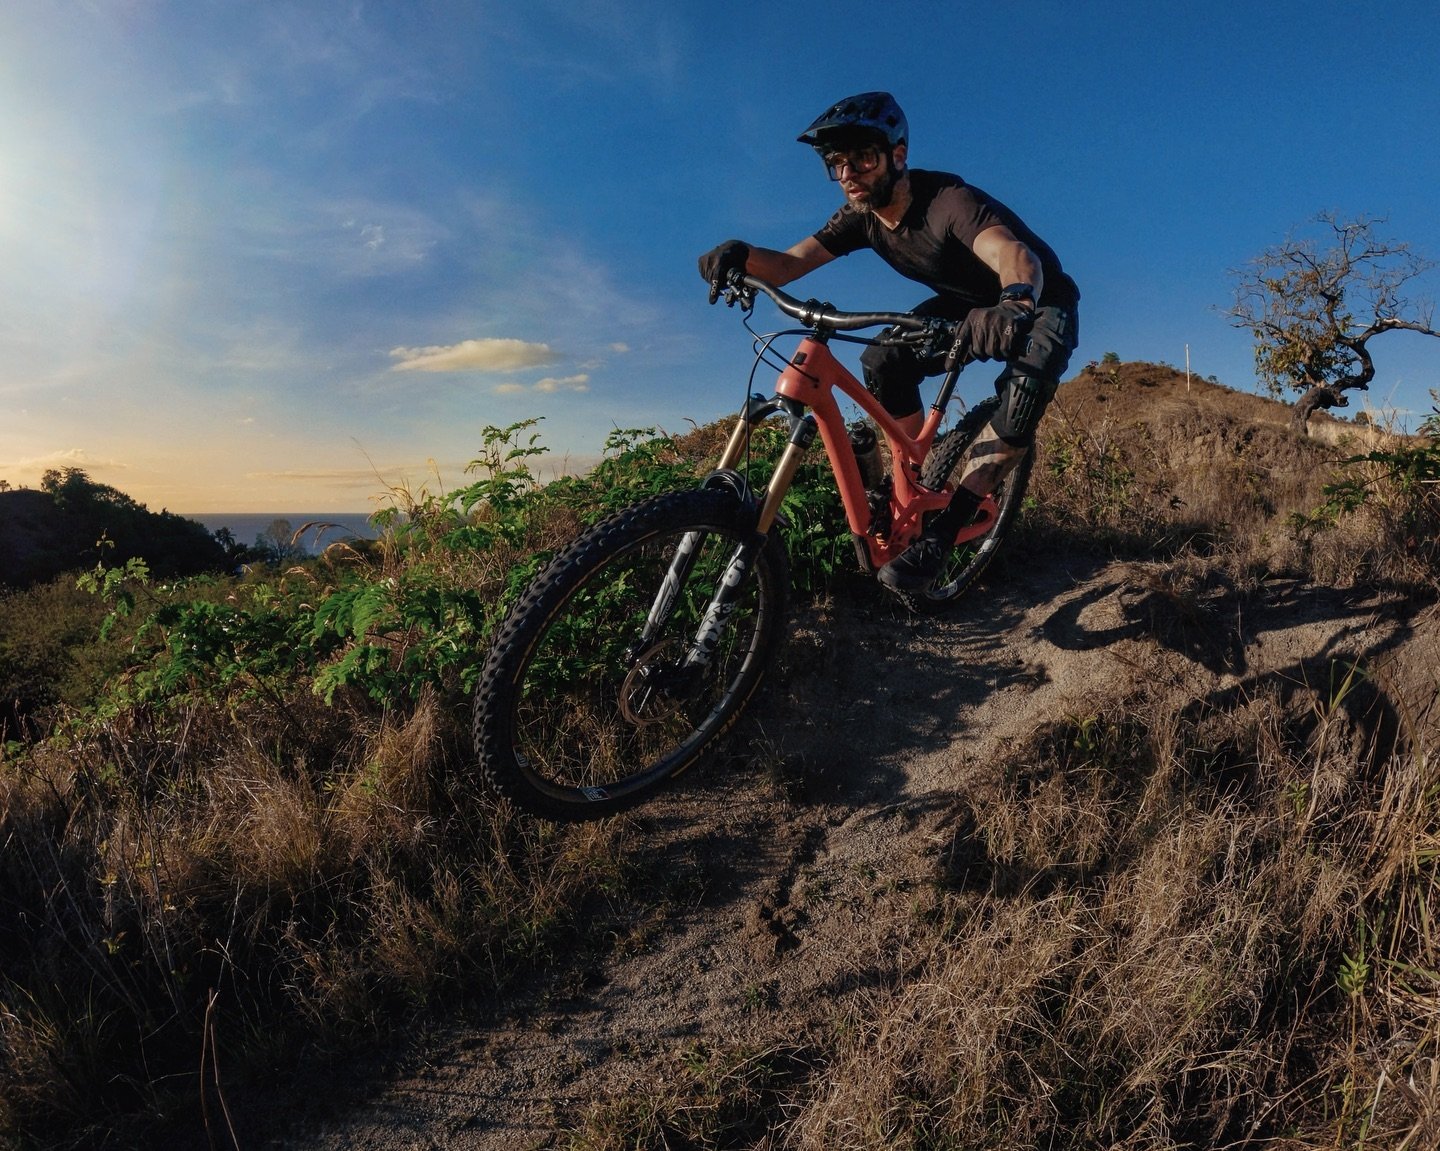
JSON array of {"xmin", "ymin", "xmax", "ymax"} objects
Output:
[{"xmin": 859, "ymin": 295, "xmax": 1079, "ymax": 420}]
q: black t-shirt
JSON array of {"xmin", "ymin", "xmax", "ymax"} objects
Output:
[{"xmin": 813, "ymin": 168, "xmax": 1079, "ymax": 310}]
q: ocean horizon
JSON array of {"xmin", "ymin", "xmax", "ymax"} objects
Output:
[{"xmin": 187, "ymin": 513, "xmax": 379, "ymax": 554}]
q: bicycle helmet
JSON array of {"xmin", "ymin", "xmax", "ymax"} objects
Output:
[{"xmin": 797, "ymin": 91, "xmax": 908, "ymax": 152}]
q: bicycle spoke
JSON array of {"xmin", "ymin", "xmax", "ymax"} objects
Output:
[{"xmin": 475, "ymin": 490, "xmax": 788, "ymax": 818}]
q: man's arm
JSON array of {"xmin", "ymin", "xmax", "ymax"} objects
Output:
[
  {"xmin": 956, "ymin": 224, "xmax": 1046, "ymax": 363},
  {"xmin": 971, "ymin": 225, "xmax": 1044, "ymax": 299},
  {"xmin": 743, "ymin": 235, "xmax": 835, "ymax": 286}
]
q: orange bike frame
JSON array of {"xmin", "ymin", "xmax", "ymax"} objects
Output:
[{"xmin": 713, "ymin": 332, "xmax": 998, "ymax": 569}]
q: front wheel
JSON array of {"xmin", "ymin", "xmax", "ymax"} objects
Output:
[
  {"xmin": 473, "ymin": 489, "xmax": 790, "ymax": 821},
  {"xmin": 899, "ymin": 395, "xmax": 1033, "ymax": 613}
]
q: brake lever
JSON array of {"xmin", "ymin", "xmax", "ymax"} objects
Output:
[
  {"xmin": 722, "ymin": 273, "xmax": 755, "ymax": 310},
  {"xmin": 942, "ymin": 326, "xmax": 973, "ymax": 372},
  {"xmin": 875, "ymin": 318, "xmax": 952, "ymax": 356}
]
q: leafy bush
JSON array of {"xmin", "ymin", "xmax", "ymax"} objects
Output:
[
  {"xmin": 0, "ymin": 412, "xmax": 855, "ymax": 1145},
  {"xmin": 0, "ymin": 577, "xmax": 109, "ymax": 738}
]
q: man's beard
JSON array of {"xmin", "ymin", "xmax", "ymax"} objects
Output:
[{"xmin": 849, "ymin": 165, "xmax": 900, "ymax": 213}]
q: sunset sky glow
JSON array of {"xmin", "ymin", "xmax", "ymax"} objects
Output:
[{"xmin": 2, "ymin": 1, "xmax": 1437, "ymax": 513}]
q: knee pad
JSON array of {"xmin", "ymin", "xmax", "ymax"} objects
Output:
[
  {"xmin": 989, "ymin": 370, "xmax": 1056, "ymax": 446},
  {"xmin": 988, "ymin": 305, "xmax": 1075, "ymax": 445}
]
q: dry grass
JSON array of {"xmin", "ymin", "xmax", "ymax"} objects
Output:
[
  {"xmin": 785, "ymin": 697, "xmax": 1346, "ymax": 1147},
  {"xmin": 563, "ymin": 368, "xmax": 1440, "ymax": 1150},
  {"xmin": 576, "ymin": 655, "xmax": 1438, "ymax": 1150},
  {"xmin": 0, "ymin": 684, "xmax": 634, "ymax": 1145},
  {"xmin": 1028, "ymin": 362, "xmax": 1438, "ymax": 591},
  {"xmin": 4, "ymin": 363, "xmax": 1438, "ymax": 1148}
]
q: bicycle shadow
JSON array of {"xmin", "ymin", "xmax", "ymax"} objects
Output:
[
  {"xmin": 926, "ymin": 569, "xmax": 1430, "ymax": 900},
  {"xmin": 757, "ymin": 562, "xmax": 1085, "ymax": 799},
  {"xmin": 1039, "ymin": 566, "xmax": 1419, "ymax": 714},
  {"xmin": 762, "ymin": 550, "xmax": 1427, "ymax": 902}
]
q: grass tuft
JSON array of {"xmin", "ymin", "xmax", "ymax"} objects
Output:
[{"xmin": 2, "ymin": 368, "xmax": 1438, "ymax": 1147}]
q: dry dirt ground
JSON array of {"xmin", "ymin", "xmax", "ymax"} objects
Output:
[{"xmin": 254, "ymin": 548, "xmax": 1428, "ymax": 1151}]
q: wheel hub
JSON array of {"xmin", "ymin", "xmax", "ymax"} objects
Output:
[{"xmin": 619, "ymin": 640, "xmax": 693, "ymax": 724}]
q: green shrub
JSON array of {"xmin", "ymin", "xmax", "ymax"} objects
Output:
[
  {"xmin": 0, "ymin": 411, "xmax": 857, "ymax": 1144},
  {"xmin": 0, "ymin": 577, "xmax": 113, "ymax": 737}
]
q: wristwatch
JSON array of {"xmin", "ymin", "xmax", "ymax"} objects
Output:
[{"xmin": 999, "ymin": 283, "xmax": 1037, "ymax": 309}]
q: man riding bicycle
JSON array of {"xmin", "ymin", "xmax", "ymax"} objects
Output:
[{"xmin": 699, "ymin": 91, "xmax": 1080, "ymax": 592}]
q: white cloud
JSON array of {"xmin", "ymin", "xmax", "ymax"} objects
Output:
[
  {"xmin": 246, "ymin": 467, "xmax": 387, "ymax": 483},
  {"xmin": 610, "ymin": 342, "xmax": 630, "ymax": 354},
  {"xmin": 389, "ymin": 338, "xmax": 559, "ymax": 373},
  {"xmin": 534, "ymin": 374, "xmax": 590, "ymax": 393},
  {"xmin": 1, "ymin": 447, "xmax": 106, "ymax": 471},
  {"xmin": 0, "ymin": 448, "xmax": 131, "ymax": 491},
  {"xmin": 490, "ymin": 374, "xmax": 590, "ymax": 395}
]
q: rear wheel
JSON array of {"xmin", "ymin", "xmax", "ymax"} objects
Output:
[
  {"xmin": 473, "ymin": 489, "xmax": 789, "ymax": 820},
  {"xmin": 900, "ymin": 396, "xmax": 1032, "ymax": 613}
]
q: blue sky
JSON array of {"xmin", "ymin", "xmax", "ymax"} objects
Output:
[{"xmin": 2, "ymin": 1, "xmax": 1437, "ymax": 513}]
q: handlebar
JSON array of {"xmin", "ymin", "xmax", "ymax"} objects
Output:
[
  {"xmin": 716, "ymin": 271, "xmax": 971, "ymax": 366},
  {"xmin": 735, "ymin": 273, "xmax": 934, "ymax": 334},
  {"xmin": 729, "ymin": 271, "xmax": 961, "ymax": 339}
]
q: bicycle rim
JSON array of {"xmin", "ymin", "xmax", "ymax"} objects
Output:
[
  {"xmin": 904, "ymin": 397, "xmax": 1031, "ymax": 612},
  {"xmin": 475, "ymin": 490, "xmax": 787, "ymax": 819}
]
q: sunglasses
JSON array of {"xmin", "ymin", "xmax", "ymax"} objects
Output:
[{"xmin": 822, "ymin": 145, "xmax": 883, "ymax": 181}]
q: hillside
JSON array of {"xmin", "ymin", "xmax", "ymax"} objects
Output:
[
  {"xmin": 0, "ymin": 477, "xmax": 227, "ymax": 588},
  {"xmin": 2, "ymin": 365, "xmax": 1436, "ymax": 1150},
  {"xmin": 258, "ymin": 368, "xmax": 1439, "ymax": 1150}
]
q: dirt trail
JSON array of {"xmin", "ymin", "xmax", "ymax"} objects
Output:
[{"xmin": 263, "ymin": 553, "xmax": 1415, "ymax": 1150}]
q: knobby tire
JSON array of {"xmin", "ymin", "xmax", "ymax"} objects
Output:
[
  {"xmin": 473, "ymin": 488, "xmax": 789, "ymax": 821},
  {"xmin": 900, "ymin": 395, "xmax": 1033, "ymax": 613}
]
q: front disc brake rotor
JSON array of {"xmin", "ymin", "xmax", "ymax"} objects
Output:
[{"xmin": 619, "ymin": 639, "xmax": 690, "ymax": 725}]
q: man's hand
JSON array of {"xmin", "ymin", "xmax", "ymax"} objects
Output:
[
  {"xmin": 698, "ymin": 240, "xmax": 750, "ymax": 304},
  {"xmin": 960, "ymin": 299, "xmax": 1034, "ymax": 361}
]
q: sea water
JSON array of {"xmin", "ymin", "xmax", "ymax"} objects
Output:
[{"xmin": 188, "ymin": 513, "xmax": 378, "ymax": 555}]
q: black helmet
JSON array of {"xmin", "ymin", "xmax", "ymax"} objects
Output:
[{"xmin": 797, "ymin": 91, "xmax": 908, "ymax": 152}]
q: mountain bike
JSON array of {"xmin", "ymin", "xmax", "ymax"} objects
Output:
[{"xmin": 472, "ymin": 272, "xmax": 1033, "ymax": 820}]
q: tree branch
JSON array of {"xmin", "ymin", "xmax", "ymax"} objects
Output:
[{"xmin": 1226, "ymin": 214, "xmax": 1439, "ymax": 430}]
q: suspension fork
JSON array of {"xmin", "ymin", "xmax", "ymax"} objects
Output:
[
  {"xmin": 680, "ymin": 408, "xmax": 815, "ymax": 674},
  {"xmin": 629, "ymin": 398, "xmax": 788, "ymax": 661},
  {"xmin": 631, "ymin": 396, "xmax": 814, "ymax": 683},
  {"xmin": 628, "ymin": 526, "xmax": 706, "ymax": 662},
  {"xmin": 755, "ymin": 407, "xmax": 816, "ymax": 534},
  {"xmin": 715, "ymin": 394, "xmax": 816, "ymax": 534},
  {"xmin": 630, "ymin": 400, "xmax": 814, "ymax": 686}
]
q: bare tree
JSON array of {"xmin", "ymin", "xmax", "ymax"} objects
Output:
[
  {"xmin": 1228, "ymin": 213, "xmax": 1439, "ymax": 431},
  {"xmin": 256, "ymin": 518, "xmax": 305, "ymax": 563}
]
